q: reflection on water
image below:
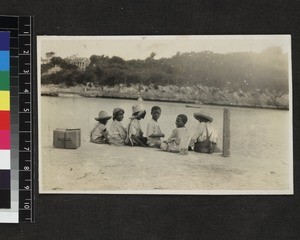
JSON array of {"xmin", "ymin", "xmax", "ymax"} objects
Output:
[{"xmin": 41, "ymin": 96, "xmax": 290, "ymax": 160}]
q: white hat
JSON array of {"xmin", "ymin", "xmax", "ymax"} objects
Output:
[
  {"xmin": 193, "ymin": 112, "xmax": 213, "ymax": 122},
  {"xmin": 130, "ymin": 104, "xmax": 146, "ymax": 119},
  {"xmin": 95, "ymin": 111, "xmax": 112, "ymax": 121}
]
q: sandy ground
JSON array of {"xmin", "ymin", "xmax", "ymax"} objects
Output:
[{"xmin": 40, "ymin": 138, "xmax": 291, "ymax": 194}]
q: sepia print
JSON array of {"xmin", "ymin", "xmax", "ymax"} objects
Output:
[{"xmin": 37, "ymin": 35, "xmax": 292, "ymax": 194}]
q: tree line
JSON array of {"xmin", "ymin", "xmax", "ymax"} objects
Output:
[{"xmin": 41, "ymin": 47, "xmax": 289, "ymax": 95}]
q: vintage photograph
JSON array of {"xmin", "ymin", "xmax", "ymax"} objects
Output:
[{"xmin": 37, "ymin": 35, "xmax": 292, "ymax": 194}]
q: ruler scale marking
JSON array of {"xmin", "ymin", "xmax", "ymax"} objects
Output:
[{"xmin": 18, "ymin": 16, "xmax": 33, "ymax": 223}]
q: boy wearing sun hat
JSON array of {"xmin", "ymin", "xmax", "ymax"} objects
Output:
[
  {"xmin": 125, "ymin": 104, "xmax": 147, "ymax": 146},
  {"xmin": 108, "ymin": 108, "xmax": 127, "ymax": 146},
  {"xmin": 90, "ymin": 111, "xmax": 112, "ymax": 144},
  {"xmin": 189, "ymin": 112, "xmax": 218, "ymax": 153}
]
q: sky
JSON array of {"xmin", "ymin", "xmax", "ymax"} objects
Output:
[{"xmin": 38, "ymin": 35, "xmax": 291, "ymax": 60}]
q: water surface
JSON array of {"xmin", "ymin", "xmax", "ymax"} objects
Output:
[{"xmin": 41, "ymin": 95, "xmax": 290, "ymax": 161}]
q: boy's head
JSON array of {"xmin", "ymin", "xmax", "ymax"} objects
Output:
[
  {"xmin": 130, "ymin": 104, "xmax": 146, "ymax": 120},
  {"xmin": 133, "ymin": 110, "xmax": 146, "ymax": 120},
  {"xmin": 151, "ymin": 106, "xmax": 161, "ymax": 121},
  {"xmin": 176, "ymin": 114, "xmax": 188, "ymax": 128},
  {"xmin": 140, "ymin": 110, "xmax": 146, "ymax": 119},
  {"xmin": 95, "ymin": 111, "xmax": 112, "ymax": 125},
  {"xmin": 113, "ymin": 108, "xmax": 125, "ymax": 122},
  {"xmin": 99, "ymin": 119, "xmax": 109, "ymax": 125}
]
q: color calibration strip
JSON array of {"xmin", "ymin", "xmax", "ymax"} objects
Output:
[
  {"xmin": 0, "ymin": 15, "xmax": 34, "ymax": 223},
  {"xmin": 0, "ymin": 32, "xmax": 11, "ymax": 211},
  {"xmin": 0, "ymin": 16, "xmax": 18, "ymax": 223}
]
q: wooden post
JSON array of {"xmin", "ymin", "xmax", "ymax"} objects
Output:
[{"xmin": 222, "ymin": 108, "xmax": 230, "ymax": 157}]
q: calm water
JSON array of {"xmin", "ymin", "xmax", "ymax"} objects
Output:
[{"xmin": 41, "ymin": 95, "xmax": 290, "ymax": 160}]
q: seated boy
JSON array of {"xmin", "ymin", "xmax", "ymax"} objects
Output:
[
  {"xmin": 161, "ymin": 114, "xmax": 189, "ymax": 153},
  {"xmin": 146, "ymin": 106, "xmax": 165, "ymax": 147},
  {"xmin": 90, "ymin": 111, "xmax": 112, "ymax": 144},
  {"xmin": 109, "ymin": 108, "xmax": 127, "ymax": 146},
  {"xmin": 126, "ymin": 104, "xmax": 148, "ymax": 147},
  {"xmin": 189, "ymin": 112, "xmax": 218, "ymax": 153}
]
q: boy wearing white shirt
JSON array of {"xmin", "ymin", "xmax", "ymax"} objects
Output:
[
  {"xmin": 146, "ymin": 106, "xmax": 165, "ymax": 147},
  {"xmin": 189, "ymin": 112, "xmax": 218, "ymax": 153}
]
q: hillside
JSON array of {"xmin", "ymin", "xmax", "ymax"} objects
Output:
[{"xmin": 41, "ymin": 47, "xmax": 289, "ymax": 109}]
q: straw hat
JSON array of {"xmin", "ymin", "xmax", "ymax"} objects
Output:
[
  {"xmin": 95, "ymin": 111, "xmax": 112, "ymax": 121},
  {"xmin": 130, "ymin": 104, "xmax": 145, "ymax": 119},
  {"xmin": 112, "ymin": 108, "xmax": 124, "ymax": 118},
  {"xmin": 193, "ymin": 112, "xmax": 213, "ymax": 122}
]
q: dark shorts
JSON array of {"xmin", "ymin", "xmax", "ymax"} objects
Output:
[
  {"xmin": 125, "ymin": 136, "xmax": 148, "ymax": 146},
  {"xmin": 194, "ymin": 140, "xmax": 216, "ymax": 153}
]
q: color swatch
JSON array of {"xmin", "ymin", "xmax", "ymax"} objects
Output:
[
  {"xmin": 0, "ymin": 15, "xmax": 33, "ymax": 223},
  {"xmin": 0, "ymin": 31, "xmax": 10, "ymax": 209}
]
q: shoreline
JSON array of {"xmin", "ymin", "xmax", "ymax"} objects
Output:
[{"xmin": 41, "ymin": 91, "xmax": 289, "ymax": 111}]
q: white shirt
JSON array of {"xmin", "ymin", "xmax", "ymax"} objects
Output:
[
  {"xmin": 190, "ymin": 122, "xmax": 218, "ymax": 147},
  {"xmin": 167, "ymin": 127, "xmax": 190, "ymax": 152},
  {"xmin": 109, "ymin": 120, "xmax": 127, "ymax": 146},
  {"xmin": 90, "ymin": 122, "xmax": 107, "ymax": 143},
  {"xmin": 146, "ymin": 119, "xmax": 162, "ymax": 146}
]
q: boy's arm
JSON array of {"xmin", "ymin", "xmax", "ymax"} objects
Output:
[
  {"xmin": 130, "ymin": 121, "xmax": 139, "ymax": 136},
  {"xmin": 189, "ymin": 124, "xmax": 203, "ymax": 148},
  {"xmin": 168, "ymin": 129, "xmax": 177, "ymax": 139},
  {"xmin": 90, "ymin": 125, "xmax": 102, "ymax": 142},
  {"xmin": 189, "ymin": 138, "xmax": 195, "ymax": 148},
  {"xmin": 118, "ymin": 125, "xmax": 127, "ymax": 138},
  {"xmin": 165, "ymin": 129, "xmax": 178, "ymax": 143},
  {"xmin": 102, "ymin": 129, "xmax": 109, "ymax": 138},
  {"xmin": 147, "ymin": 121, "xmax": 164, "ymax": 138},
  {"xmin": 191, "ymin": 123, "xmax": 205, "ymax": 142},
  {"xmin": 148, "ymin": 133, "xmax": 165, "ymax": 138},
  {"xmin": 91, "ymin": 137, "xmax": 105, "ymax": 144},
  {"xmin": 91, "ymin": 127, "xmax": 109, "ymax": 144}
]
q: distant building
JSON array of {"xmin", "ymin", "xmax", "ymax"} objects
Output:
[
  {"xmin": 41, "ymin": 58, "xmax": 50, "ymax": 64},
  {"xmin": 70, "ymin": 57, "xmax": 90, "ymax": 70}
]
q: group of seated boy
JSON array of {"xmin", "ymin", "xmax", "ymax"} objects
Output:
[{"xmin": 90, "ymin": 103, "xmax": 218, "ymax": 154}]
